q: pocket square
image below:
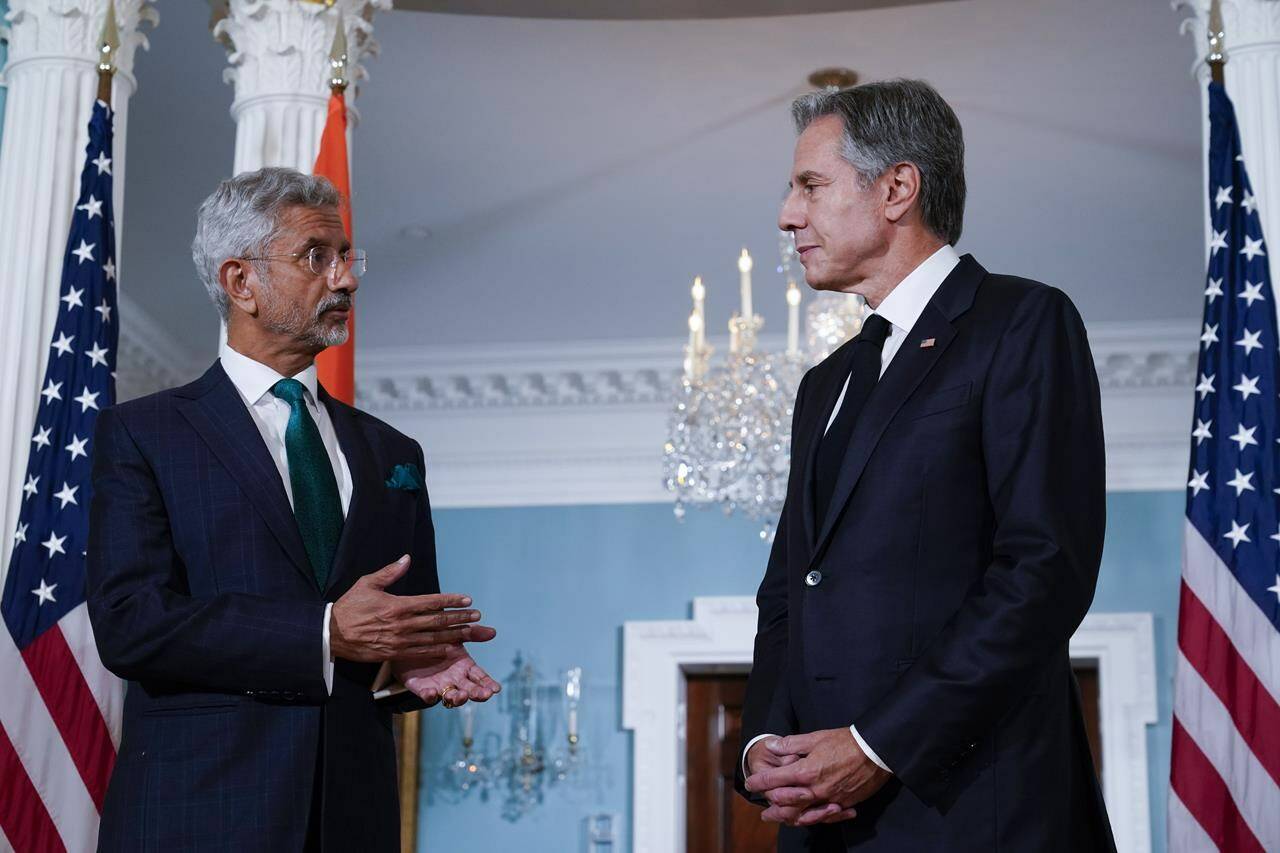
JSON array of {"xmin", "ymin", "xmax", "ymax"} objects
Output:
[{"xmin": 385, "ymin": 462, "xmax": 425, "ymax": 492}]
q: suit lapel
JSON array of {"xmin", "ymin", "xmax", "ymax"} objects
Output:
[
  {"xmin": 796, "ymin": 343, "xmax": 857, "ymax": 545},
  {"xmin": 809, "ymin": 255, "xmax": 986, "ymax": 562},
  {"xmin": 321, "ymin": 389, "xmax": 379, "ymax": 596},
  {"xmin": 175, "ymin": 362, "xmax": 315, "ymax": 586}
]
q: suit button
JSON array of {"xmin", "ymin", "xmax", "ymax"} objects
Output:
[{"xmin": 805, "ymin": 570, "xmax": 823, "ymax": 587}]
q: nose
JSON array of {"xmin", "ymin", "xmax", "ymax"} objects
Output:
[
  {"xmin": 329, "ymin": 260, "xmax": 359, "ymax": 294},
  {"xmin": 778, "ymin": 189, "xmax": 805, "ymax": 233}
]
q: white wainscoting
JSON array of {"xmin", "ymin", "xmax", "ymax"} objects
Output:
[{"xmin": 621, "ymin": 598, "xmax": 1157, "ymax": 853}]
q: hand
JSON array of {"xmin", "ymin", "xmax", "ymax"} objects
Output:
[
  {"xmin": 330, "ymin": 555, "xmax": 497, "ymax": 663},
  {"xmin": 744, "ymin": 728, "xmax": 891, "ymax": 827},
  {"xmin": 746, "ymin": 736, "xmax": 802, "ymax": 777},
  {"xmin": 395, "ymin": 645, "xmax": 502, "ymax": 708}
]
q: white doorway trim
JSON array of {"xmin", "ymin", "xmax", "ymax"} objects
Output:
[{"xmin": 622, "ymin": 598, "xmax": 1157, "ymax": 853}]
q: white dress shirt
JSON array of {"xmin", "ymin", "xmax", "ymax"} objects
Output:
[
  {"xmin": 219, "ymin": 342, "xmax": 353, "ymax": 695},
  {"xmin": 744, "ymin": 244, "xmax": 961, "ymax": 778}
]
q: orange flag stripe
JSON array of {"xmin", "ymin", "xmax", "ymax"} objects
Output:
[{"xmin": 314, "ymin": 90, "xmax": 355, "ymax": 405}]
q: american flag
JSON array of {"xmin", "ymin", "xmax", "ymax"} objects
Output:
[
  {"xmin": 1171, "ymin": 82, "xmax": 1280, "ymax": 852},
  {"xmin": 0, "ymin": 100, "xmax": 123, "ymax": 852}
]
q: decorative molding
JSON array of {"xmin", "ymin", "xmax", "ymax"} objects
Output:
[
  {"xmin": 622, "ymin": 598, "xmax": 1157, "ymax": 853},
  {"xmin": 115, "ymin": 294, "xmax": 206, "ymax": 403},
  {"xmin": 2, "ymin": 0, "xmax": 157, "ymax": 89},
  {"xmin": 116, "ymin": 318, "xmax": 1199, "ymax": 505}
]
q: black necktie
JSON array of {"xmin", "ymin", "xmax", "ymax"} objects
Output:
[{"xmin": 813, "ymin": 313, "xmax": 892, "ymax": 525}]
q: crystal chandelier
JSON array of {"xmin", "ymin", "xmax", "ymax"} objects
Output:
[
  {"xmin": 431, "ymin": 654, "xmax": 591, "ymax": 821},
  {"xmin": 663, "ymin": 233, "xmax": 864, "ymax": 539}
]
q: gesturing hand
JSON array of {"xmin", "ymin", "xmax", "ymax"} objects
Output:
[
  {"xmin": 744, "ymin": 728, "xmax": 891, "ymax": 827},
  {"xmin": 330, "ymin": 555, "xmax": 497, "ymax": 663},
  {"xmin": 396, "ymin": 645, "xmax": 502, "ymax": 708}
]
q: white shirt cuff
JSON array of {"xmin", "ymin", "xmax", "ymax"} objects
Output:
[
  {"xmin": 849, "ymin": 723, "xmax": 890, "ymax": 772},
  {"xmin": 322, "ymin": 603, "xmax": 334, "ymax": 696},
  {"xmin": 742, "ymin": 732, "xmax": 776, "ymax": 778}
]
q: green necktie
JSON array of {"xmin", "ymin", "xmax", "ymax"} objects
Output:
[{"xmin": 271, "ymin": 378, "xmax": 343, "ymax": 589}]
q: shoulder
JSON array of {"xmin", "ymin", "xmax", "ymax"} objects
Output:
[
  {"xmin": 973, "ymin": 273, "xmax": 1084, "ymax": 332},
  {"xmin": 332, "ymin": 399, "xmax": 422, "ymax": 456}
]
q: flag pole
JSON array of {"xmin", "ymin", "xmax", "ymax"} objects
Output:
[
  {"xmin": 1207, "ymin": 0, "xmax": 1226, "ymax": 86},
  {"xmin": 96, "ymin": 0, "xmax": 119, "ymax": 105}
]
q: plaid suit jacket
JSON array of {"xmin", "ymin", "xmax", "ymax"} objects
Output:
[{"xmin": 88, "ymin": 361, "xmax": 439, "ymax": 852}]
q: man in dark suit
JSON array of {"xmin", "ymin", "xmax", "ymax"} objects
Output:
[
  {"xmin": 87, "ymin": 167, "xmax": 500, "ymax": 851},
  {"xmin": 737, "ymin": 80, "xmax": 1115, "ymax": 851}
]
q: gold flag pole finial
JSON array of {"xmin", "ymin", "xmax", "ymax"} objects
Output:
[
  {"xmin": 97, "ymin": 0, "xmax": 120, "ymax": 104},
  {"xmin": 1207, "ymin": 0, "xmax": 1226, "ymax": 86},
  {"xmin": 327, "ymin": 13, "xmax": 349, "ymax": 93}
]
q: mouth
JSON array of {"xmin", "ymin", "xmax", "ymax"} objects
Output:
[{"xmin": 796, "ymin": 245, "xmax": 818, "ymax": 259}]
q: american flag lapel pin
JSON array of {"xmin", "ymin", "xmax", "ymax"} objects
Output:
[{"xmin": 920, "ymin": 338, "xmax": 936, "ymax": 348}]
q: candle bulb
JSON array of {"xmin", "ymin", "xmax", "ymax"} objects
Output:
[
  {"xmin": 729, "ymin": 315, "xmax": 741, "ymax": 355},
  {"xmin": 686, "ymin": 312, "xmax": 703, "ymax": 378},
  {"xmin": 691, "ymin": 276, "xmax": 706, "ymax": 350},
  {"xmin": 738, "ymin": 249, "xmax": 754, "ymax": 320},
  {"xmin": 462, "ymin": 702, "xmax": 475, "ymax": 741},
  {"xmin": 786, "ymin": 280, "xmax": 801, "ymax": 356}
]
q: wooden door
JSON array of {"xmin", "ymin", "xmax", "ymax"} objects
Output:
[{"xmin": 686, "ymin": 672, "xmax": 778, "ymax": 853}]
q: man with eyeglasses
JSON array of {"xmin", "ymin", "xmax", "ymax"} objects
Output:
[{"xmin": 86, "ymin": 167, "xmax": 499, "ymax": 852}]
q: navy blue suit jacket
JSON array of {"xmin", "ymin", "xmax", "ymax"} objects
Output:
[
  {"xmin": 737, "ymin": 257, "xmax": 1117, "ymax": 852},
  {"xmin": 87, "ymin": 361, "xmax": 438, "ymax": 852}
]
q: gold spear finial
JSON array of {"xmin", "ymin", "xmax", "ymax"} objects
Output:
[
  {"xmin": 328, "ymin": 13, "xmax": 349, "ymax": 92},
  {"xmin": 1207, "ymin": 0, "xmax": 1226, "ymax": 85},
  {"xmin": 97, "ymin": 0, "xmax": 120, "ymax": 103}
]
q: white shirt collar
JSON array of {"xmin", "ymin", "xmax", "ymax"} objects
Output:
[
  {"xmin": 219, "ymin": 341, "xmax": 319, "ymax": 407},
  {"xmin": 868, "ymin": 244, "xmax": 961, "ymax": 333}
]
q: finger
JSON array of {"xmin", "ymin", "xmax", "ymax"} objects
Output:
[
  {"xmin": 461, "ymin": 624, "xmax": 497, "ymax": 643},
  {"xmin": 770, "ymin": 733, "xmax": 814, "ymax": 756},
  {"xmin": 399, "ymin": 627, "xmax": 470, "ymax": 648},
  {"xmin": 411, "ymin": 683, "xmax": 442, "ymax": 707},
  {"xmin": 368, "ymin": 555, "xmax": 411, "ymax": 589},
  {"xmin": 764, "ymin": 787, "xmax": 817, "ymax": 808},
  {"xmin": 466, "ymin": 665, "xmax": 502, "ymax": 693},
  {"xmin": 796, "ymin": 803, "xmax": 846, "ymax": 827},
  {"xmin": 746, "ymin": 763, "xmax": 807, "ymax": 793},
  {"xmin": 442, "ymin": 690, "xmax": 469, "ymax": 709},
  {"xmin": 818, "ymin": 809, "xmax": 858, "ymax": 824},
  {"xmin": 394, "ymin": 592, "xmax": 475, "ymax": 615},
  {"xmin": 760, "ymin": 805, "xmax": 803, "ymax": 825},
  {"xmin": 402, "ymin": 610, "xmax": 482, "ymax": 633}
]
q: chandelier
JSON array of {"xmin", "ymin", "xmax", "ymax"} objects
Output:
[
  {"xmin": 663, "ymin": 233, "xmax": 864, "ymax": 539},
  {"xmin": 432, "ymin": 654, "xmax": 591, "ymax": 821}
]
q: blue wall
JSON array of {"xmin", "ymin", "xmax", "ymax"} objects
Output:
[{"xmin": 419, "ymin": 491, "xmax": 1184, "ymax": 852}]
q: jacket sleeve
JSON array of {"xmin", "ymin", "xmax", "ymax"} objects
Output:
[
  {"xmin": 855, "ymin": 286, "xmax": 1106, "ymax": 806},
  {"xmin": 735, "ymin": 373, "xmax": 810, "ymax": 801},
  {"xmin": 86, "ymin": 406, "xmax": 329, "ymax": 699}
]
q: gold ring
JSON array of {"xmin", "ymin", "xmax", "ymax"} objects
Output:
[{"xmin": 440, "ymin": 685, "xmax": 459, "ymax": 707}]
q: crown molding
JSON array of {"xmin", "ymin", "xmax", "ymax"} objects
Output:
[{"xmin": 116, "ymin": 316, "xmax": 1199, "ymax": 506}]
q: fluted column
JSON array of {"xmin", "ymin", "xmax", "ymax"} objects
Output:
[
  {"xmin": 210, "ymin": 0, "xmax": 387, "ymax": 175},
  {"xmin": 1179, "ymin": 0, "xmax": 1280, "ymax": 291},
  {"xmin": 0, "ymin": 0, "xmax": 156, "ymax": 580}
]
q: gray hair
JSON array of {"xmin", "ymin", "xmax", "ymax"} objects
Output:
[
  {"xmin": 791, "ymin": 79, "xmax": 966, "ymax": 246},
  {"xmin": 192, "ymin": 167, "xmax": 341, "ymax": 320}
]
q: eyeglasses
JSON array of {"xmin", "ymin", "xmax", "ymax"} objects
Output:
[{"xmin": 243, "ymin": 246, "xmax": 368, "ymax": 277}]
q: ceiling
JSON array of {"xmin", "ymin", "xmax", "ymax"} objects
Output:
[{"xmin": 121, "ymin": 0, "xmax": 1205, "ymax": 368}]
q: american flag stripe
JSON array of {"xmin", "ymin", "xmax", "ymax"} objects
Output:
[
  {"xmin": 22, "ymin": 625, "xmax": 115, "ymax": 808},
  {"xmin": 58, "ymin": 604, "xmax": 122, "ymax": 746},
  {"xmin": 0, "ymin": 724, "xmax": 64, "ymax": 853},
  {"xmin": 1174, "ymin": 652, "xmax": 1280, "ymax": 844},
  {"xmin": 1178, "ymin": 581, "xmax": 1280, "ymax": 783},
  {"xmin": 1170, "ymin": 789, "xmax": 1223, "ymax": 853},
  {"xmin": 1171, "ymin": 720, "xmax": 1266, "ymax": 853},
  {"xmin": 1182, "ymin": 523, "xmax": 1280, "ymax": 700},
  {"xmin": 0, "ymin": 626, "xmax": 96, "ymax": 851}
]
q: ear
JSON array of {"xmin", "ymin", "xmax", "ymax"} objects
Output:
[
  {"xmin": 219, "ymin": 257, "xmax": 260, "ymax": 317},
  {"xmin": 883, "ymin": 161, "xmax": 922, "ymax": 226}
]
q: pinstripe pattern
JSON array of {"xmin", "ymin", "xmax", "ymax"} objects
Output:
[{"xmin": 87, "ymin": 362, "xmax": 440, "ymax": 851}]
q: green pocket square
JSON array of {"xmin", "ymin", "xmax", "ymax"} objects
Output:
[{"xmin": 386, "ymin": 462, "xmax": 425, "ymax": 492}]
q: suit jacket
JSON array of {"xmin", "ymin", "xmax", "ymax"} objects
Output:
[
  {"xmin": 737, "ymin": 256, "xmax": 1116, "ymax": 852},
  {"xmin": 87, "ymin": 361, "xmax": 437, "ymax": 852}
]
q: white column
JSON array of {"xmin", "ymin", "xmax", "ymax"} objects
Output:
[
  {"xmin": 210, "ymin": 0, "xmax": 387, "ymax": 175},
  {"xmin": 1179, "ymin": 0, "xmax": 1280, "ymax": 290},
  {"xmin": 0, "ymin": 0, "xmax": 156, "ymax": 582}
]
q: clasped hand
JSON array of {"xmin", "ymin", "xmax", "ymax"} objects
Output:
[
  {"xmin": 330, "ymin": 554, "xmax": 501, "ymax": 707},
  {"xmin": 744, "ymin": 727, "xmax": 891, "ymax": 827}
]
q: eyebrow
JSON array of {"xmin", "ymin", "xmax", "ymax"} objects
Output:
[
  {"xmin": 298, "ymin": 235, "xmax": 352, "ymax": 253},
  {"xmin": 795, "ymin": 170, "xmax": 827, "ymax": 186}
]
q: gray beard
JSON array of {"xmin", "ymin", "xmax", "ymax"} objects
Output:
[{"xmin": 259, "ymin": 285, "xmax": 350, "ymax": 349}]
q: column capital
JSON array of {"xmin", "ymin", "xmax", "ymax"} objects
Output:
[
  {"xmin": 1176, "ymin": 0, "xmax": 1280, "ymax": 75},
  {"xmin": 2, "ymin": 0, "xmax": 157, "ymax": 86},
  {"xmin": 211, "ymin": 0, "xmax": 389, "ymax": 117}
]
